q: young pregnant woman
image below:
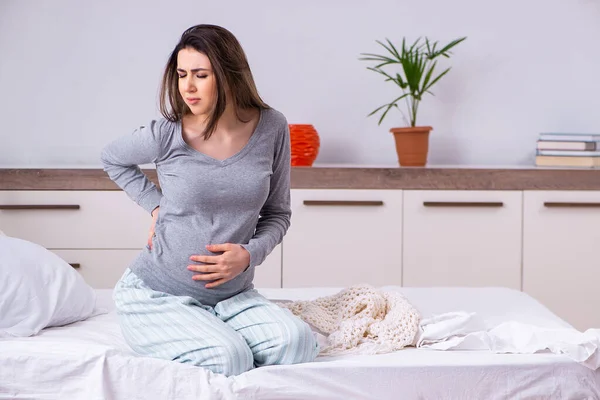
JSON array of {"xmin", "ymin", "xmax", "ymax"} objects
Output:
[{"xmin": 101, "ymin": 24, "xmax": 318, "ymax": 377}]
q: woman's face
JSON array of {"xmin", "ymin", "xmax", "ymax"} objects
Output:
[{"xmin": 177, "ymin": 47, "xmax": 216, "ymax": 117}]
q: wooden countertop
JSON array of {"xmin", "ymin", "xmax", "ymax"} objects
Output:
[{"xmin": 1, "ymin": 166, "xmax": 600, "ymax": 190}]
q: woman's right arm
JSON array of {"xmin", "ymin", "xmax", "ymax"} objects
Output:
[{"xmin": 100, "ymin": 119, "xmax": 166, "ymax": 215}]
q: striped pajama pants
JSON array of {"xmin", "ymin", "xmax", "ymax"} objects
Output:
[{"xmin": 112, "ymin": 269, "xmax": 319, "ymax": 377}]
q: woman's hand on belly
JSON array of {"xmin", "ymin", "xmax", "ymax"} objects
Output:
[{"xmin": 187, "ymin": 243, "xmax": 250, "ymax": 289}]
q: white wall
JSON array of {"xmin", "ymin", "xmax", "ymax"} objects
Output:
[{"xmin": 0, "ymin": 0, "xmax": 599, "ymax": 168}]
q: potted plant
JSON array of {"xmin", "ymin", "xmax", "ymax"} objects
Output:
[{"xmin": 359, "ymin": 36, "xmax": 466, "ymax": 166}]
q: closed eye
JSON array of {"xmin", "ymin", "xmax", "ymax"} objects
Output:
[{"xmin": 177, "ymin": 75, "xmax": 208, "ymax": 79}]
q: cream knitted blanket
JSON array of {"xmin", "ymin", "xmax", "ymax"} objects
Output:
[{"xmin": 277, "ymin": 284, "xmax": 421, "ymax": 356}]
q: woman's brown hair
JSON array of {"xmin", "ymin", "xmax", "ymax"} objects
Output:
[{"xmin": 159, "ymin": 24, "xmax": 269, "ymax": 139}]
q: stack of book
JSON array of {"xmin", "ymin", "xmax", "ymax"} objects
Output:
[{"xmin": 535, "ymin": 132, "xmax": 600, "ymax": 168}]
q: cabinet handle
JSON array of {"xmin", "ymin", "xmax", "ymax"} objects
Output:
[
  {"xmin": 423, "ymin": 201, "xmax": 504, "ymax": 207},
  {"xmin": 544, "ymin": 202, "xmax": 600, "ymax": 208},
  {"xmin": 303, "ymin": 200, "xmax": 384, "ymax": 206},
  {"xmin": 69, "ymin": 263, "xmax": 80, "ymax": 269},
  {"xmin": 0, "ymin": 204, "xmax": 80, "ymax": 210}
]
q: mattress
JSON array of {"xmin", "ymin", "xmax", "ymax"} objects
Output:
[{"xmin": 1, "ymin": 286, "xmax": 599, "ymax": 400}]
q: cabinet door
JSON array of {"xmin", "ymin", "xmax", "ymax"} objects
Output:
[
  {"xmin": 51, "ymin": 249, "xmax": 141, "ymax": 289},
  {"xmin": 403, "ymin": 190, "xmax": 522, "ymax": 289},
  {"xmin": 253, "ymin": 244, "xmax": 281, "ymax": 288},
  {"xmin": 523, "ymin": 191, "xmax": 600, "ymax": 331},
  {"xmin": 282, "ymin": 189, "xmax": 403, "ymax": 288}
]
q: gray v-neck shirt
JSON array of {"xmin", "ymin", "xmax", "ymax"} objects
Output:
[{"xmin": 101, "ymin": 107, "xmax": 291, "ymax": 306}]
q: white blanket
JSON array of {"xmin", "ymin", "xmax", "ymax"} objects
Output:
[{"xmin": 416, "ymin": 311, "xmax": 600, "ymax": 370}]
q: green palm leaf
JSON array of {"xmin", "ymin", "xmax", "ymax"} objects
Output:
[{"xmin": 359, "ymin": 36, "xmax": 466, "ymax": 127}]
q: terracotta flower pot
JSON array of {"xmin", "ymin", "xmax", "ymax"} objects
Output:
[
  {"xmin": 389, "ymin": 126, "xmax": 433, "ymax": 167},
  {"xmin": 289, "ymin": 124, "xmax": 320, "ymax": 166}
]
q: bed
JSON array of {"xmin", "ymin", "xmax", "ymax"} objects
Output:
[{"xmin": 1, "ymin": 286, "xmax": 599, "ymax": 400}]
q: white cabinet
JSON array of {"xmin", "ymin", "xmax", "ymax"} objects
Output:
[
  {"xmin": 523, "ymin": 191, "xmax": 600, "ymax": 331},
  {"xmin": 254, "ymin": 244, "xmax": 282, "ymax": 288},
  {"xmin": 6, "ymin": 185, "xmax": 600, "ymax": 326},
  {"xmin": 403, "ymin": 190, "xmax": 522, "ymax": 290},
  {"xmin": 282, "ymin": 189, "xmax": 403, "ymax": 288}
]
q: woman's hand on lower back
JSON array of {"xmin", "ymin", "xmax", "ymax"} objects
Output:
[
  {"xmin": 187, "ymin": 243, "xmax": 251, "ymax": 288},
  {"xmin": 148, "ymin": 207, "xmax": 159, "ymax": 249}
]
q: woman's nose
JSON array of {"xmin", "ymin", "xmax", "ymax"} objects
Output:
[{"xmin": 185, "ymin": 77, "xmax": 196, "ymax": 92}]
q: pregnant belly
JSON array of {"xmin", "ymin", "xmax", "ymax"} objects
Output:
[{"xmin": 155, "ymin": 224, "xmax": 210, "ymax": 259}]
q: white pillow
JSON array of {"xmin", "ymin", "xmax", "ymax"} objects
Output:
[
  {"xmin": 0, "ymin": 228, "xmax": 5, "ymax": 236},
  {"xmin": 0, "ymin": 236, "xmax": 100, "ymax": 337}
]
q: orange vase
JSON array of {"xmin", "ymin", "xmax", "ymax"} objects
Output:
[{"xmin": 289, "ymin": 124, "xmax": 320, "ymax": 166}]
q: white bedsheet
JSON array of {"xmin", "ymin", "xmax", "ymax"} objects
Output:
[{"xmin": 1, "ymin": 286, "xmax": 599, "ymax": 400}]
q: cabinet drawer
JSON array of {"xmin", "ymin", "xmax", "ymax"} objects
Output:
[
  {"xmin": 0, "ymin": 191, "xmax": 149, "ymax": 249},
  {"xmin": 523, "ymin": 190, "xmax": 600, "ymax": 331},
  {"xmin": 403, "ymin": 190, "xmax": 522, "ymax": 289},
  {"xmin": 283, "ymin": 189, "xmax": 403, "ymax": 287},
  {"xmin": 51, "ymin": 249, "xmax": 141, "ymax": 289}
]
